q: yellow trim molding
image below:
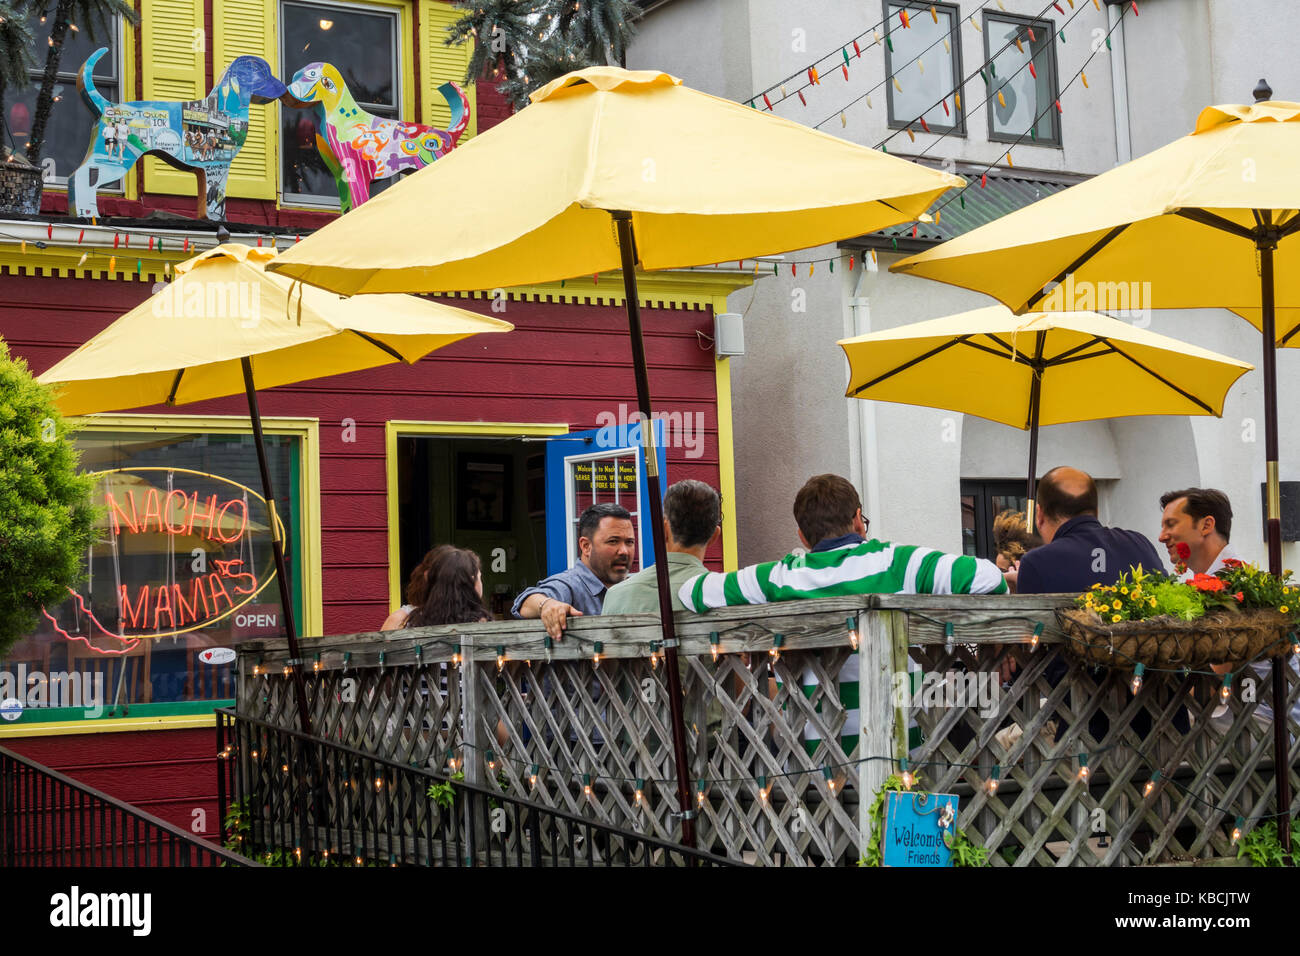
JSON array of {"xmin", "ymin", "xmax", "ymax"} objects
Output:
[
  {"xmin": 384, "ymin": 420, "xmax": 569, "ymax": 610},
  {"xmin": 0, "ymin": 713, "xmax": 215, "ymax": 738}
]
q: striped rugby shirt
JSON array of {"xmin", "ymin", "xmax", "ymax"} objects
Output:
[{"xmin": 678, "ymin": 536, "xmax": 1006, "ymax": 753}]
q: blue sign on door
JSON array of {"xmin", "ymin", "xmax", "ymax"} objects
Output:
[{"xmin": 882, "ymin": 790, "xmax": 959, "ymax": 867}]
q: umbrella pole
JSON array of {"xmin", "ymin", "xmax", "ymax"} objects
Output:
[
  {"xmin": 1258, "ymin": 240, "xmax": 1293, "ymax": 853},
  {"xmin": 1025, "ymin": 337, "xmax": 1046, "ymax": 528},
  {"xmin": 612, "ymin": 211, "xmax": 697, "ymax": 850},
  {"xmin": 241, "ymin": 357, "xmax": 314, "ymax": 739}
]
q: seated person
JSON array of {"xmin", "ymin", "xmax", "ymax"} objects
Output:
[
  {"xmin": 511, "ymin": 502, "xmax": 635, "ymax": 639},
  {"xmin": 679, "ymin": 473, "xmax": 1007, "ymax": 609},
  {"xmin": 992, "ymin": 508, "xmax": 1039, "ymax": 574},
  {"xmin": 677, "ymin": 474, "xmax": 1006, "ymax": 757},
  {"xmin": 603, "ymin": 479, "xmax": 721, "ymax": 615},
  {"xmin": 1159, "ymin": 487, "xmax": 1300, "ymax": 728},
  {"xmin": 381, "ymin": 546, "xmax": 441, "ymax": 630}
]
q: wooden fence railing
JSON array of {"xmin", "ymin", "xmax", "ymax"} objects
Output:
[{"xmin": 236, "ymin": 594, "xmax": 1300, "ymax": 866}]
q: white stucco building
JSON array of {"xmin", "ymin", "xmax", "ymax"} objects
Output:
[{"xmin": 630, "ymin": 0, "xmax": 1300, "ymax": 572}]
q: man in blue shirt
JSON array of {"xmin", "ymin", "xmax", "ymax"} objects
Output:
[
  {"xmin": 1016, "ymin": 466, "xmax": 1162, "ymax": 594},
  {"xmin": 511, "ymin": 503, "xmax": 635, "ymax": 639}
]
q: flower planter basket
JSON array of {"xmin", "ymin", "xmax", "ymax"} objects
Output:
[
  {"xmin": 0, "ymin": 152, "xmax": 43, "ymax": 217},
  {"xmin": 1056, "ymin": 607, "xmax": 1293, "ymax": 669}
]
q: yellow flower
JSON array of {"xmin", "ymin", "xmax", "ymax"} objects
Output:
[
  {"xmin": 1282, "ymin": 606, "xmax": 1290, "ymax": 615},
  {"xmin": 1112, "ymin": 601, "xmax": 1121, "ymax": 610},
  {"xmin": 1112, "ymin": 614, "xmax": 1122, "ymax": 623},
  {"xmin": 1149, "ymin": 598, "xmax": 1157, "ymax": 608},
  {"xmin": 1120, "ymin": 587, "xmax": 1129, "ymax": 595},
  {"xmin": 1091, "ymin": 582, "xmax": 1101, "ymax": 589}
]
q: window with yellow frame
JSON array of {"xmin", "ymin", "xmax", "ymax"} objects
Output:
[{"xmin": 0, "ymin": 416, "xmax": 321, "ymax": 734}]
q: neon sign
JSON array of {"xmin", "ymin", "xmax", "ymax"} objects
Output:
[{"xmin": 42, "ymin": 467, "xmax": 283, "ymax": 642}]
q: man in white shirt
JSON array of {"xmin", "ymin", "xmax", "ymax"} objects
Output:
[{"xmin": 1159, "ymin": 487, "xmax": 1298, "ymax": 728}]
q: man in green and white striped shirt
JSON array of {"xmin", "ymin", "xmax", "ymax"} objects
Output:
[{"xmin": 678, "ymin": 475, "xmax": 1008, "ymax": 751}]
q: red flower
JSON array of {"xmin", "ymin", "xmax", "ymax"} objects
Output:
[
  {"xmin": 1235, "ymin": 591, "xmax": 1245, "ymax": 602},
  {"xmin": 1222, "ymin": 558, "xmax": 1244, "ymax": 568},
  {"xmin": 1191, "ymin": 573, "xmax": 1225, "ymax": 592},
  {"xmin": 1175, "ymin": 542, "xmax": 1191, "ymax": 561}
]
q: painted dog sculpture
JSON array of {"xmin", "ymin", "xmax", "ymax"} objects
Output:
[
  {"xmin": 69, "ymin": 47, "xmax": 287, "ymax": 220},
  {"xmin": 287, "ymin": 62, "xmax": 469, "ymax": 212}
]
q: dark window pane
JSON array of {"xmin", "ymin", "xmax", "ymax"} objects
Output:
[
  {"xmin": 280, "ymin": 1, "xmax": 398, "ymax": 202},
  {"xmin": 281, "ymin": 2, "xmax": 396, "ymax": 105},
  {"xmin": 885, "ymin": 2, "xmax": 962, "ymax": 132},
  {"xmin": 8, "ymin": 81, "xmax": 117, "ymax": 183},
  {"xmin": 986, "ymin": 15, "xmax": 1058, "ymax": 144},
  {"xmin": 24, "ymin": 12, "xmax": 120, "ymax": 80}
]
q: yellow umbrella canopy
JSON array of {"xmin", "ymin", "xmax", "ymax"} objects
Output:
[
  {"xmin": 269, "ymin": 67, "xmax": 962, "ymax": 293},
  {"xmin": 891, "ymin": 99, "xmax": 1300, "ymax": 319},
  {"xmin": 840, "ymin": 306, "xmax": 1252, "ymax": 428},
  {"xmin": 39, "ymin": 243, "xmax": 513, "ymax": 415}
]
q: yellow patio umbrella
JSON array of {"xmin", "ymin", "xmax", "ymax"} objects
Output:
[
  {"xmin": 269, "ymin": 66, "xmax": 962, "ymax": 841},
  {"xmin": 891, "ymin": 81, "xmax": 1299, "ymax": 844},
  {"xmin": 839, "ymin": 306, "xmax": 1252, "ymax": 517},
  {"xmin": 40, "ymin": 242, "xmax": 513, "ymax": 733}
]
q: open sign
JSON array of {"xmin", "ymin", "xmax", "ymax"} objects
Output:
[{"xmin": 232, "ymin": 604, "xmax": 281, "ymax": 639}]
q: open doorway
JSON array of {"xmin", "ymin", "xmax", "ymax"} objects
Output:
[{"xmin": 395, "ymin": 435, "xmax": 549, "ymax": 620}]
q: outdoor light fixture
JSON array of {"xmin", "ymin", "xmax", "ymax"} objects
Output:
[{"xmin": 319, "ymin": 18, "xmax": 333, "ymax": 30}]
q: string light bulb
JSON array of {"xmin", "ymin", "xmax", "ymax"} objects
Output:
[
  {"xmin": 1029, "ymin": 622, "xmax": 1043, "ymax": 651},
  {"xmin": 582, "ymin": 773, "xmax": 593, "ymax": 797},
  {"xmin": 375, "ymin": 776, "xmax": 384, "ymax": 790},
  {"xmin": 900, "ymin": 759, "xmax": 914, "ymax": 790},
  {"xmin": 635, "ymin": 778, "xmax": 645, "ymax": 805},
  {"xmin": 1130, "ymin": 662, "xmax": 1145, "ymax": 695},
  {"xmin": 649, "ymin": 641, "xmax": 661, "ymax": 669},
  {"xmin": 592, "ymin": 641, "xmax": 604, "ymax": 668},
  {"xmin": 1290, "ymin": 631, "xmax": 1299, "ymax": 655},
  {"xmin": 697, "ymin": 779, "xmax": 706, "ymax": 807},
  {"xmin": 486, "ymin": 751, "xmax": 496, "ymax": 772},
  {"xmin": 986, "ymin": 764, "xmax": 1001, "ymax": 794},
  {"xmin": 757, "ymin": 775, "xmax": 769, "ymax": 803},
  {"xmin": 497, "ymin": 645, "xmax": 507, "ymax": 672},
  {"xmin": 823, "ymin": 766, "xmax": 839, "ymax": 797},
  {"xmin": 769, "ymin": 634, "xmax": 785, "ymax": 663},
  {"xmin": 529, "ymin": 764, "xmax": 539, "ymax": 789},
  {"xmin": 710, "ymin": 631, "xmax": 721, "ymax": 662},
  {"xmin": 1220, "ymin": 673, "xmax": 1232, "ymax": 704},
  {"xmin": 1231, "ymin": 816, "xmax": 1244, "ymax": 843},
  {"xmin": 451, "ymin": 647, "xmax": 462, "ymax": 668},
  {"xmin": 846, "ymin": 617, "xmax": 859, "ymax": 651},
  {"xmin": 1077, "ymin": 753, "xmax": 1090, "ymax": 782},
  {"xmin": 1144, "ymin": 771, "xmax": 1160, "ymax": 797},
  {"xmin": 446, "ymin": 750, "xmax": 458, "ymax": 772}
]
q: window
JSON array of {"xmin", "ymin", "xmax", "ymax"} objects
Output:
[
  {"xmin": 7, "ymin": 13, "xmax": 120, "ymax": 186},
  {"xmin": 883, "ymin": 1, "xmax": 964, "ymax": 135},
  {"xmin": 280, "ymin": 0, "xmax": 400, "ymax": 204},
  {"xmin": 983, "ymin": 12, "xmax": 1060, "ymax": 146},
  {"xmin": 961, "ymin": 480, "xmax": 1029, "ymax": 561},
  {"xmin": 1, "ymin": 427, "xmax": 307, "ymax": 724}
]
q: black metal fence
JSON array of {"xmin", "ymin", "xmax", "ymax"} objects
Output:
[
  {"xmin": 0, "ymin": 745, "xmax": 254, "ymax": 867},
  {"xmin": 217, "ymin": 708, "xmax": 741, "ymax": 867}
]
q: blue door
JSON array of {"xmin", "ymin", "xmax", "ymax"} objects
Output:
[{"xmin": 543, "ymin": 419, "xmax": 668, "ymax": 575}]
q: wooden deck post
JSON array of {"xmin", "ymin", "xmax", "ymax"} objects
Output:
[{"xmin": 858, "ymin": 606, "xmax": 908, "ymax": 859}]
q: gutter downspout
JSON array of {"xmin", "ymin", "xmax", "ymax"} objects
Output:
[
  {"xmin": 1107, "ymin": 1, "xmax": 1132, "ymax": 163},
  {"xmin": 846, "ymin": 263, "xmax": 883, "ymax": 537}
]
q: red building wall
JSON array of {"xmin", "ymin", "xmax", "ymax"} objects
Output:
[{"xmin": 0, "ymin": 268, "xmax": 724, "ymax": 831}]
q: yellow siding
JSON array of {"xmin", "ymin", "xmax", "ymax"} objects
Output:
[
  {"xmin": 213, "ymin": 0, "xmax": 278, "ymax": 200},
  {"xmin": 420, "ymin": 0, "xmax": 477, "ymax": 139},
  {"xmin": 141, "ymin": 0, "xmax": 206, "ymax": 197}
]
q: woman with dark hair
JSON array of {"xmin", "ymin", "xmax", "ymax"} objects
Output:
[
  {"xmin": 380, "ymin": 546, "xmax": 444, "ymax": 631},
  {"xmin": 407, "ymin": 546, "xmax": 490, "ymax": 627}
]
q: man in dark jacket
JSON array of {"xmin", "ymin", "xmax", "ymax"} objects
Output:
[
  {"xmin": 1016, "ymin": 466, "xmax": 1163, "ymax": 594},
  {"xmin": 1014, "ymin": 467, "xmax": 1176, "ymax": 744}
]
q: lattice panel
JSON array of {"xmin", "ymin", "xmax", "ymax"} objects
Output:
[{"xmin": 907, "ymin": 640, "xmax": 1300, "ymax": 866}]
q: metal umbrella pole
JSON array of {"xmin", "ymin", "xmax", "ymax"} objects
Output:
[
  {"xmin": 1024, "ymin": 332, "xmax": 1046, "ymax": 527},
  {"xmin": 240, "ymin": 356, "xmax": 313, "ymax": 738},
  {"xmin": 611, "ymin": 210, "xmax": 697, "ymax": 849}
]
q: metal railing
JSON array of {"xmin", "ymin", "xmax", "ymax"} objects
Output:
[
  {"xmin": 0, "ymin": 745, "xmax": 254, "ymax": 867},
  {"xmin": 217, "ymin": 709, "xmax": 740, "ymax": 867}
]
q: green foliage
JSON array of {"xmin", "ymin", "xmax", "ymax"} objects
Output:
[
  {"xmin": 427, "ymin": 769, "xmax": 465, "ymax": 809},
  {"xmin": 1075, "ymin": 566, "xmax": 1207, "ymax": 623},
  {"xmin": 1237, "ymin": 819, "xmax": 1300, "ymax": 867},
  {"xmin": 447, "ymin": 0, "xmax": 640, "ymax": 111},
  {"xmin": 0, "ymin": 3, "xmax": 37, "ymax": 95},
  {"xmin": 944, "ymin": 828, "xmax": 989, "ymax": 867},
  {"xmin": 1212, "ymin": 560, "xmax": 1300, "ymax": 624},
  {"xmin": 999, "ymin": 845, "xmax": 1021, "ymax": 866},
  {"xmin": 0, "ymin": 339, "xmax": 98, "ymax": 656}
]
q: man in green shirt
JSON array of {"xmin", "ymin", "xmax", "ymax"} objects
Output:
[{"xmin": 603, "ymin": 479, "xmax": 722, "ymax": 614}]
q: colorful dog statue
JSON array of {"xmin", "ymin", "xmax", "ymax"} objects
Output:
[
  {"xmin": 69, "ymin": 47, "xmax": 287, "ymax": 220},
  {"xmin": 287, "ymin": 62, "xmax": 469, "ymax": 213}
]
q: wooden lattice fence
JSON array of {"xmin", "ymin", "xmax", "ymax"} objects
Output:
[{"xmin": 237, "ymin": 594, "xmax": 1300, "ymax": 866}]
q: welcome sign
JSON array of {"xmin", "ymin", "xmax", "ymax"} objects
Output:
[{"xmin": 882, "ymin": 790, "xmax": 959, "ymax": 867}]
